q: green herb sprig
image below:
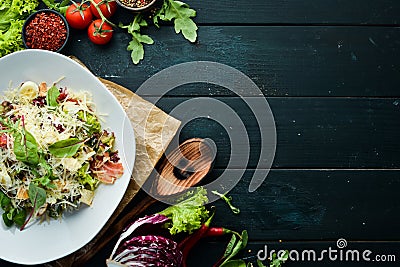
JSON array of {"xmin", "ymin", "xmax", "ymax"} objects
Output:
[
  {"xmin": 119, "ymin": 14, "xmax": 154, "ymax": 65},
  {"xmin": 120, "ymin": 0, "xmax": 197, "ymax": 64},
  {"xmin": 42, "ymin": 0, "xmax": 70, "ymax": 15}
]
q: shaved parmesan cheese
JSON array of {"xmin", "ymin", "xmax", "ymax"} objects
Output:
[{"xmin": 0, "ymin": 162, "xmax": 12, "ymax": 188}]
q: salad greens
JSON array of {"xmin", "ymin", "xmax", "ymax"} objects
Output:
[
  {"xmin": 48, "ymin": 138, "xmax": 84, "ymax": 158},
  {"xmin": 0, "ymin": 0, "xmax": 39, "ymax": 57},
  {"xmin": 0, "ymin": 81, "xmax": 124, "ymax": 229},
  {"xmin": 46, "ymin": 85, "xmax": 61, "ymax": 107},
  {"xmin": 13, "ymin": 128, "xmax": 40, "ymax": 166}
]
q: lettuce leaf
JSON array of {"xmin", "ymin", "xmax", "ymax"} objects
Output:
[
  {"xmin": 0, "ymin": 0, "xmax": 39, "ymax": 57},
  {"xmin": 158, "ymin": 187, "xmax": 209, "ymax": 235},
  {"xmin": 0, "ymin": 19, "xmax": 24, "ymax": 57}
]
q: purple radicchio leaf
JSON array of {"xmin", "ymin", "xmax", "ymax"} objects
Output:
[
  {"xmin": 114, "ymin": 235, "xmax": 182, "ymax": 266},
  {"xmin": 110, "ymin": 214, "xmax": 170, "ymax": 259}
]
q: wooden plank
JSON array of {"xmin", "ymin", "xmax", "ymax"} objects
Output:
[
  {"xmin": 112, "ymin": 0, "xmax": 400, "ymax": 25},
  {"xmin": 184, "ymin": 0, "xmax": 400, "ymax": 25},
  {"xmin": 143, "ymin": 97, "xmax": 400, "ymax": 169},
  {"xmin": 199, "ymin": 169, "xmax": 400, "ymax": 241},
  {"xmin": 119, "ymin": 170, "xmax": 400, "ymax": 241},
  {"xmin": 63, "ymin": 26, "xmax": 400, "ymax": 97}
]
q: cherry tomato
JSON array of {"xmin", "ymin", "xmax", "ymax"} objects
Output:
[
  {"xmin": 90, "ymin": 0, "xmax": 117, "ymax": 19},
  {"xmin": 66, "ymin": 3, "xmax": 93, "ymax": 30},
  {"xmin": 87, "ymin": 19, "xmax": 113, "ymax": 45}
]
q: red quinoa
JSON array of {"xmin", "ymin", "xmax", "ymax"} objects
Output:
[{"xmin": 25, "ymin": 12, "xmax": 67, "ymax": 52}]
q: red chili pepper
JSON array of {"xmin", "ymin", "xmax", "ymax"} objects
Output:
[
  {"xmin": 25, "ymin": 12, "xmax": 67, "ymax": 51},
  {"xmin": 180, "ymin": 211, "xmax": 215, "ymax": 267},
  {"xmin": 204, "ymin": 227, "xmax": 235, "ymax": 237}
]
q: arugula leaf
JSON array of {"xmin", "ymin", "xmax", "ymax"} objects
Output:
[
  {"xmin": 46, "ymin": 85, "xmax": 60, "ymax": 107},
  {"xmin": 120, "ymin": 14, "xmax": 154, "ymax": 64},
  {"xmin": 154, "ymin": 0, "xmax": 197, "ymax": 42},
  {"xmin": 48, "ymin": 138, "xmax": 83, "ymax": 157},
  {"xmin": 121, "ymin": 0, "xmax": 197, "ymax": 64},
  {"xmin": 13, "ymin": 129, "xmax": 40, "ymax": 166}
]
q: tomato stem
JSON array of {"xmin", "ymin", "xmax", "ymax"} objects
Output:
[{"xmin": 89, "ymin": 0, "xmax": 117, "ymax": 27}]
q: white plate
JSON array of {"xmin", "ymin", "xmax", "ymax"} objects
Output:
[{"xmin": 0, "ymin": 50, "xmax": 136, "ymax": 265}]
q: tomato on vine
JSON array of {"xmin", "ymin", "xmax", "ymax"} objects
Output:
[
  {"xmin": 88, "ymin": 19, "xmax": 113, "ymax": 45},
  {"xmin": 66, "ymin": 2, "xmax": 93, "ymax": 30},
  {"xmin": 90, "ymin": 0, "xmax": 117, "ymax": 19}
]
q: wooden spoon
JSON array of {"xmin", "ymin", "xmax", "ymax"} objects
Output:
[{"xmin": 73, "ymin": 138, "xmax": 216, "ymax": 266}]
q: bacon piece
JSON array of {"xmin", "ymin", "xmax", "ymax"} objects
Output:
[
  {"xmin": 38, "ymin": 82, "xmax": 48, "ymax": 97},
  {"xmin": 0, "ymin": 133, "xmax": 8, "ymax": 147},
  {"xmin": 93, "ymin": 161, "xmax": 124, "ymax": 184}
]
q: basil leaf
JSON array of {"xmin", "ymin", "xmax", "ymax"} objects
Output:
[
  {"xmin": 28, "ymin": 183, "xmax": 46, "ymax": 213},
  {"xmin": 13, "ymin": 130, "xmax": 39, "ymax": 166},
  {"xmin": 2, "ymin": 212, "xmax": 13, "ymax": 227},
  {"xmin": 46, "ymin": 85, "xmax": 60, "ymax": 107},
  {"xmin": 13, "ymin": 208, "xmax": 27, "ymax": 227},
  {"xmin": 223, "ymin": 234, "xmax": 237, "ymax": 258},
  {"xmin": 220, "ymin": 231, "xmax": 249, "ymax": 267},
  {"xmin": 48, "ymin": 138, "xmax": 83, "ymax": 157}
]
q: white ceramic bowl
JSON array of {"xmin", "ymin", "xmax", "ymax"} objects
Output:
[{"xmin": 0, "ymin": 50, "xmax": 135, "ymax": 265}]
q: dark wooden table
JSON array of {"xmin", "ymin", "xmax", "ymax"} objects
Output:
[{"xmin": 2, "ymin": 0, "xmax": 400, "ymax": 266}]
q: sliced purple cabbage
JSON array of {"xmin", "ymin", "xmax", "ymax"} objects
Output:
[{"xmin": 108, "ymin": 214, "xmax": 182, "ymax": 267}]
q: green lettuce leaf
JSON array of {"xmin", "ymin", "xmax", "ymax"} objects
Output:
[
  {"xmin": 0, "ymin": 19, "xmax": 24, "ymax": 57},
  {"xmin": 158, "ymin": 187, "xmax": 209, "ymax": 235},
  {"xmin": 0, "ymin": 0, "xmax": 39, "ymax": 57}
]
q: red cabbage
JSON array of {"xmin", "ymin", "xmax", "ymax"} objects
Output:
[{"xmin": 108, "ymin": 214, "xmax": 182, "ymax": 266}]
